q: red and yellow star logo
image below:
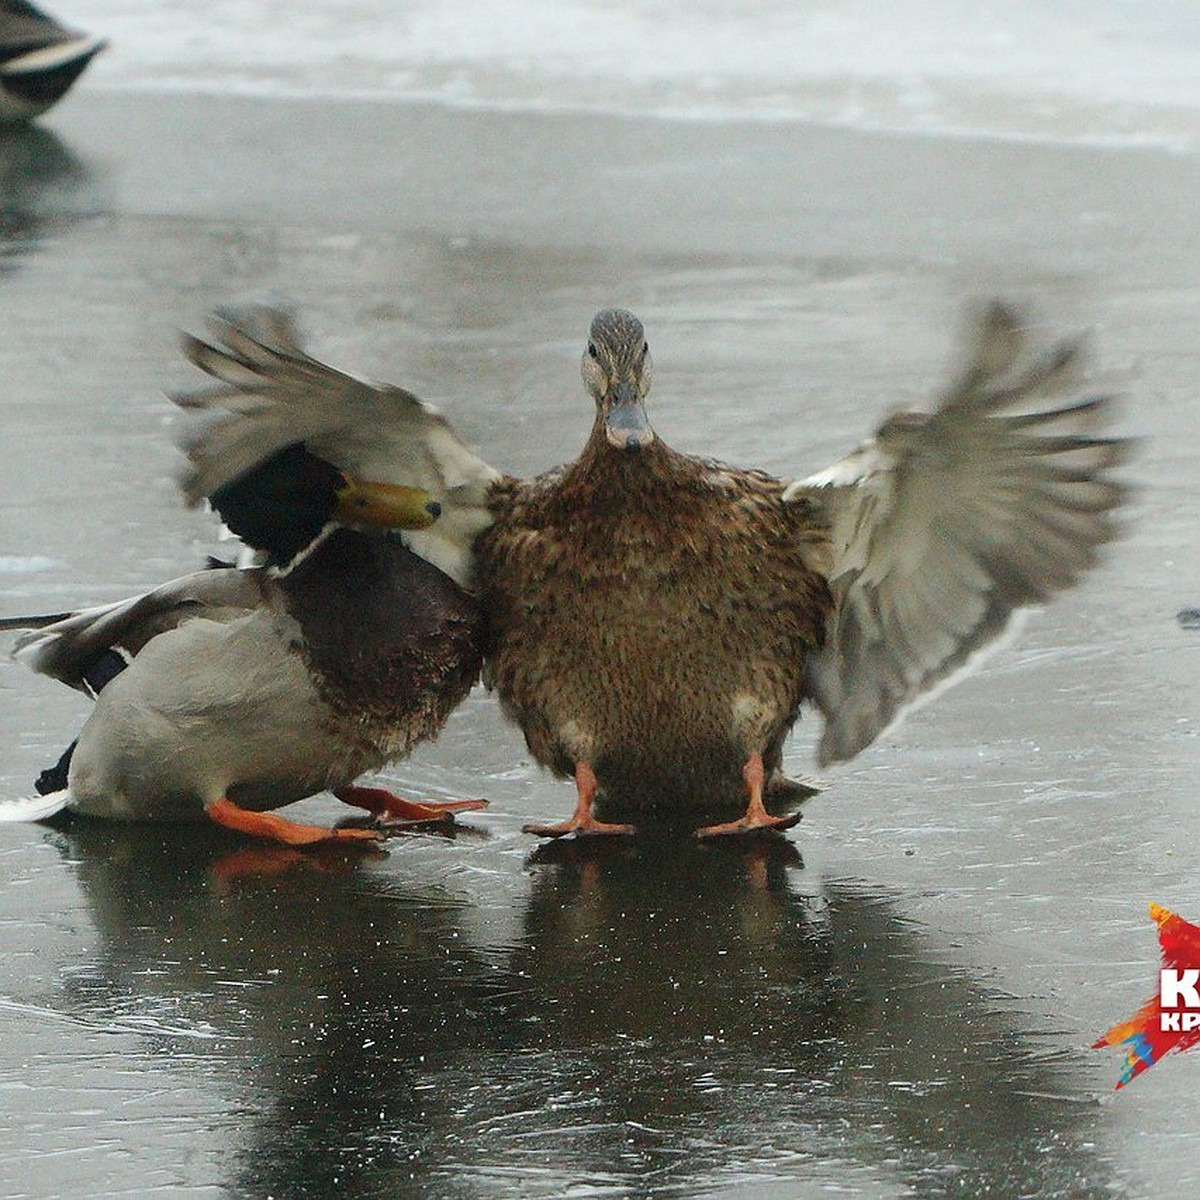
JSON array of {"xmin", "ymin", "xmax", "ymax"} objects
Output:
[{"xmin": 1094, "ymin": 903, "xmax": 1200, "ymax": 1089}]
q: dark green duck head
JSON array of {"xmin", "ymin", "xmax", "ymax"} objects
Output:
[
  {"xmin": 210, "ymin": 442, "xmax": 441, "ymax": 568},
  {"xmin": 582, "ymin": 309, "xmax": 655, "ymax": 452}
]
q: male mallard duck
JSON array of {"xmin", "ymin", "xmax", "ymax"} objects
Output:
[
  {"xmin": 0, "ymin": 1, "xmax": 104, "ymax": 123},
  {"xmin": 0, "ymin": 306, "xmax": 491, "ymax": 845},
  {"xmin": 168, "ymin": 301, "xmax": 1130, "ymax": 839}
]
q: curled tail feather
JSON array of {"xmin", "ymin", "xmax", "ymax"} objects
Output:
[{"xmin": 0, "ymin": 790, "xmax": 72, "ymax": 823}]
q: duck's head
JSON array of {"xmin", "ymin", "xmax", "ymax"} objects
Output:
[
  {"xmin": 210, "ymin": 442, "xmax": 441, "ymax": 568},
  {"xmin": 582, "ymin": 309, "xmax": 655, "ymax": 452}
]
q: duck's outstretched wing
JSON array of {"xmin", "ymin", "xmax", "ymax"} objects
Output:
[
  {"xmin": 783, "ymin": 302, "xmax": 1132, "ymax": 767},
  {"xmin": 11, "ymin": 567, "xmax": 262, "ymax": 695},
  {"xmin": 174, "ymin": 303, "xmax": 503, "ymax": 588}
]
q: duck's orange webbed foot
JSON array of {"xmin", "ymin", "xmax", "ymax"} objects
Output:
[
  {"xmin": 695, "ymin": 753, "xmax": 803, "ymax": 839},
  {"xmin": 333, "ymin": 785, "xmax": 488, "ymax": 827},
  {"xmin": 205, "ymin": 797, "xmax": 383, "ymax": 846},
  {"xmin": 523, "ymin": 763, "xmax": 636, "ymax": 838}
]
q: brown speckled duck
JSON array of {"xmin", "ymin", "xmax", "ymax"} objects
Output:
[{"xmin": 152, "ymin": 301, "xmax": 1130, "ymax": 839}]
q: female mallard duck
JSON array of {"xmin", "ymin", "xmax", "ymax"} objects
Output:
[
  {"xmin": 0, "ymin": 306, "xmax": 491, "ymax": 845},
  {"xmin": 0, "ymin": 1, "xmax": 104, "ymax": 123},
  {"xmin": 166, "ymin": 301, "xmax": 1130, "ymax": 839}
]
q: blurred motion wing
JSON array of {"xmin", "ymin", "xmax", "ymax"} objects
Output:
[
  {"xmin": 175, "ymin": 303, "xmax": 503, "ymax": 587},
  {"xmin": 784, "ymin": 302, "xmax": 1131, "ymax": 766}
]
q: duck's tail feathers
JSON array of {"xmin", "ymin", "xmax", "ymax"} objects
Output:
[{"xmin": 0, "ymin": 790, "xmax": 71, "ymax": 823}]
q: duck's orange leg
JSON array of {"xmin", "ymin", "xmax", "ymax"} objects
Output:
[
  {"xmin": 695, "ymin": 753, "xmax": 803, "ymax": 838},
  {"xmin": 333, "ymin": 785, "xmax": 487, "ymax": 825},
  {"xmin": 205, "ymin": 797, "xmax": 382, "ymax": 846},
  {"xmin": 523, "ymin": 762, "xmax": 636, "ymax": 838}
]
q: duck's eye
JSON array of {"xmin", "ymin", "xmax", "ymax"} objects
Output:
[
  {"xmin": 587, "ymin": 342, "xmax": 598, "ymax": 359},
  {"xmin": 642, "ymin": 341, "xmax": 649, "ymax": 355}
]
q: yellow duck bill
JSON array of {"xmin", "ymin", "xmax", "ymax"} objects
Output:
[{"xmin": 333, "ymin": 478, "xmax": 441, "ymax": 530}]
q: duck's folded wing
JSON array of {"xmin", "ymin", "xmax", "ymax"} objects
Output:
[
  {"xmin": 174, "ymin": 303, "xmax": 503, "ymax": 588},
  {"xmin": 11, "ymin": 568, "xmax": 263, "ymax": 694},
  {"xmin": 783, "ymin": 302, "xmax": 1132, "ymax": 767}
]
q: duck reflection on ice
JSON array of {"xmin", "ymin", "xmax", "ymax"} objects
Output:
[
  {"xmin": 48, "ymin": 824, "xmax": 1115, "ymax": 1198},
  {"xmin": 0, "ymin": 122, "xmax": 91, "ymax": 269}
]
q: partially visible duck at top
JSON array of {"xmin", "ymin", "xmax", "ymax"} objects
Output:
[
  {"xmin": 0, "ymin": 305, "xmax": 491, "ymax": 845},
  {"xmin": 0, "ymin": 1, "xmax": 105, "ymax": 124},
  {"xmin": 170, "ymin": 300, "xmax": 1131, "ymax": 840}
]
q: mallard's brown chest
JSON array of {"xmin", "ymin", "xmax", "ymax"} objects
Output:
[{"xmin": 276, "ymin": 529, "xmax": 483, "ymax": 751}]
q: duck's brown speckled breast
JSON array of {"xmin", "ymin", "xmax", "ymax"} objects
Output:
[{"xmin": 476, "ymin": 440, "xmax": 832, "ymax": 807}]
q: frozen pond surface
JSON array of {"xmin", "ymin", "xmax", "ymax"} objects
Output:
[{"xmin": 0, "ymin": 56, "xmax": 1198, "ymax": 1200}]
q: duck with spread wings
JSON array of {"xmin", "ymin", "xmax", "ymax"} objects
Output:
[{"xmin": 154, "ymin": 301, "xmax": 1130, "ymax": 839}]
